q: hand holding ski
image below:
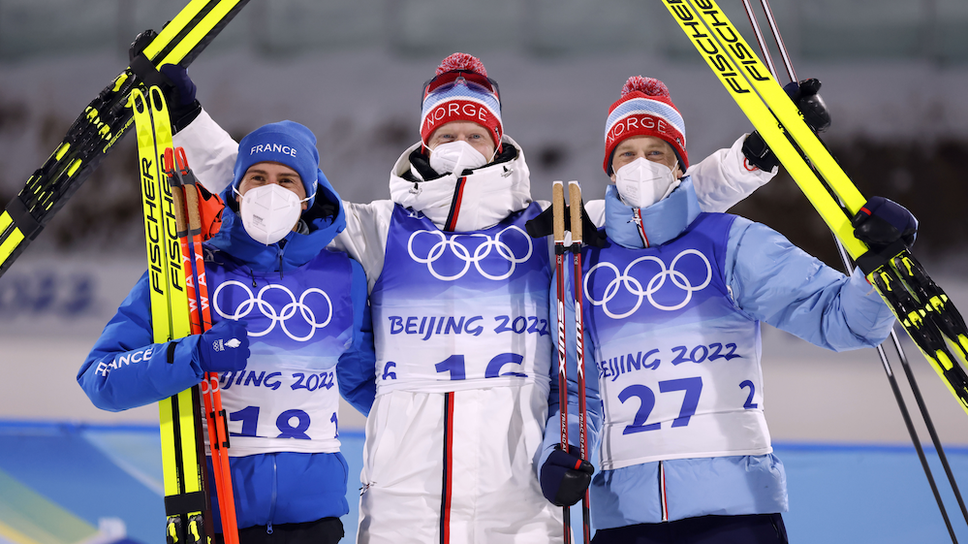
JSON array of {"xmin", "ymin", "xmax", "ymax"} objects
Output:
[
  {"xmin": 663, "ymin": 0, "xmax": 968, "ymax": 417},
  {"xmin": 0, "ymin": 0, "xmax": 250, "ymax": 279}
]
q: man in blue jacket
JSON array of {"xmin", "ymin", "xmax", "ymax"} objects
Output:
[
  {"xmin": 78, "ymin": 121, "xmax": 375, "ymax": 544},
  {"xmin": 538, "ymin": 76, "xmax": 915, "ymax": 543}
]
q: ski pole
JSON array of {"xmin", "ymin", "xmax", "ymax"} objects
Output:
[
  {"xmin": 741, "ymin": 0, "xmax": 967, "ymax": 538},
  {"xmin": 552, "ymin": 181, "xmax": 573, "ymax": 544},
  {"xmin": 567, "ymin": 181, "xmax": 592, "ymax": 544},
  {"xmin": 165, "ymin": 146, "xmax": 241, "ymax": 544}
]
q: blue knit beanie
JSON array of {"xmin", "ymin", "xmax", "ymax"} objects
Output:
[{"xmin": 233, "ymin": 121, "xmax": 319, "ymax": 208}]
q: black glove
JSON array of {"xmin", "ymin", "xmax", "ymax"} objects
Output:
[
  {"xmin": 539, "ymin": 445, "xmax": 594, "ymax": 507},
  {"xmin": 851, "ymin": 196, "xmax": 918, "ymax": 249},
  {"xmin": 785, "ymin": 77, "xmax": 831, "ymax": 133},
  {"xmin": 525, "ymin": 202, "xmax": 607, "ymax": 248},
  {"xmin": 742, "ymin": 78, "xmax": 831, "ymax": 172},
  {"xmin": 128, "ymin": 30, "xmax": 202, "ymax": 132}
]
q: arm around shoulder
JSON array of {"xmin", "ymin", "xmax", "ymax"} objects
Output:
[{"xmin": 172, "ymin": 108, "xmax": 239, "ymax": 195}]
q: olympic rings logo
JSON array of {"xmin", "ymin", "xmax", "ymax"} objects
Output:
[
  {"xmin": 212, "ymin": 280, "xmax": 333, "ymax": 342},
  {"xmin": 407, "ymin": 226, "xmax": 533, "ymax": 281},
  {"xmin": 584, "ymin": 249, "xmax": 712, "ymax": 319}
]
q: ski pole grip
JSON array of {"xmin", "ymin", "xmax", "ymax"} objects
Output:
[
  {"xmin": 552, "ymin": 181, "xmax": 565, "ymax": 249},
  {"xmin": 568, "ymin": 181, "xmax": 582, "ymax": 246}
]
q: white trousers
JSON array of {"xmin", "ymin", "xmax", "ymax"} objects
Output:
[{"xmin": 357, "ymin": 383, "xmax": 564, "ymax": 543}]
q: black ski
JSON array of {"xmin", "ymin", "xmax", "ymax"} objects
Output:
[{"xmin": 0, "ymin": 0, "xmax": 250, "ymax": 278}]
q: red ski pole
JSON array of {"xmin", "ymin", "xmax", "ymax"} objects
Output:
[
  {"xmin": 165, "ymin": 147, "xmax": 240, "ymax": 544},
  {"xmin": 552, "ymin": 181, "xmax": 573, "ymax": 544}
]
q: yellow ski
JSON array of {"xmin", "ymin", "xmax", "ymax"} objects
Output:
[
  {"xmin": 663, "ymin": 0, "xmax": 968, "ymax": 415},
  {"xmin": 133, "ymin": 85, "xmax": 210, "ymax": 544}
]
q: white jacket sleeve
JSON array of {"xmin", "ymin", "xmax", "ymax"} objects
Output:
[
  {"xmin": 171, "ymin": 109, "xmax": 240, "ymax": 195},
  {"xmin": 687, "ymin": 134, "xmax": 776, "ymax": 213},
  {"xmin": 329, "ymin": 200, "xmax": 395, "ymax": 294}
]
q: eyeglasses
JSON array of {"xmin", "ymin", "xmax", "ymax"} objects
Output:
[{"xmin": 421, "ymin": 70, "xmax": 501, "ymax": 107}]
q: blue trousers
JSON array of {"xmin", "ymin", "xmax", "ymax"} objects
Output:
[
  {"xmin": 591, "ymin": 513, "xmax": 788, "ymax": 544},
  {"xmin": 215, "ymin": 517, "xmax": 344, "ymax": 544}
]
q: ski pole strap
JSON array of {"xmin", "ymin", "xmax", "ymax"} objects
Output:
[
  {"xmin": 855, "ymin": 240, "xmax": 908, "ymax": 276},
  {"xmin": 164, "ymin": 148, "xmax": 199, "ymax": 189},
  {"xmin": 164, "ymin": 490, "xmax": 208, "ymax": 516}
]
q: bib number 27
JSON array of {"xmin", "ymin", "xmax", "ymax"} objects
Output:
[{"xmin": 618, "ymin": 377, "xmax": 703, "ymax": 435}]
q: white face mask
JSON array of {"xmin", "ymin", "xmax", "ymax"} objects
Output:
[
  {"xmin": 237, "ymin": 184, "xmax": 306, "ymax": 245},
  {"xmin": 429, "ymin": 140, "xmax": 489, "ymax": 176},
  {"xmin": 614, "ymin": 157, "xmax": 681, "ymax": 209}
]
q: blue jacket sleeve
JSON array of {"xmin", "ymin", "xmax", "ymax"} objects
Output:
[
  {"xmin": 725, "ymin": 217, "xmax": 895, "ymax": 350},
  {"xmin": 538, "ymin": 263, "xmax": 604, "ymax": 475},
  {"xmin": 77, "ymin": 271, "xmax": 205, "ymax": 412},
  {"xmin": 336, "ymin": 258, "xmax": 377, "ymax": 417}
]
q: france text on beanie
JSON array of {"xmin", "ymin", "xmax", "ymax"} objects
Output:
[{"xmin": 233, "ymin": 120, "xmax": 320, "ymax": 207}]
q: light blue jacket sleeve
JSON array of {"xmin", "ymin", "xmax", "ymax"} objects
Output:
[
  {"xmin": 538, "ymin": 263, "xmax": 604, "ymax": 476},
  {"xmin": 725, "ymin": 217, "xmax": 895, "ymax": 350},
  {"xmin": 336, "ymin": 258, "xmax": 377, "ymax": 417},
  {"xmin": 77, "ymin": 271, "xmax": 206, "ymax": 412}
]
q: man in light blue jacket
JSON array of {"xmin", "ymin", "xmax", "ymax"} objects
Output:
[{"xmin": 538, "ymin": 76, "xmax": 914, "ymax": 544}]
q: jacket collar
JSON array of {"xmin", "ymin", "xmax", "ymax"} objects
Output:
[
  {"xmin": 604, "ymin": 176, "xmax": 702, "ymax": 249},
  {"xmin": 388, "ymin": 136, "xmax": 532, "ymax": 232},
  {"xmin": 208, "ymin": 171, "xmax": 346, "ymax": 274}
]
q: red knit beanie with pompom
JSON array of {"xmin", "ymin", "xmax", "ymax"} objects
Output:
[
  {"xmin": 420, "ymin": 52, "xmax": 503, "ymax": 150},
  {"xmin": 603, "ymin": 75, "xmax": 688, "ymax": 174}
]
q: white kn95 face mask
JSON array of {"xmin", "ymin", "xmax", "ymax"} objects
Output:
[
  {"xmin": 613, "ymin": 157, "xmax": 680, "ymax": 209},
  {"xmin": 429, "ymin": 140, "xmax": 489, "ymax": 176},
  {"xmin": 237, "ymin": 183, "xmax": 306, "ymax": 245}
]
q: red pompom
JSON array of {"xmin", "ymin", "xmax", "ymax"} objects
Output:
[
  {"xmin": 621, "ymin": 76, "xmax": 669, "ymax": 98},
  {"xmin": 436, "ymin": 52, "xmax": 488, "ymax": 77}
]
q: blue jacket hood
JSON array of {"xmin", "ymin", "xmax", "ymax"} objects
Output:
[{"xmin": 209, "ymin": 167, "xmax": 345, "ymax": 273}]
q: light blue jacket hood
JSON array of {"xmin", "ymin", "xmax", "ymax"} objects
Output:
[{"xmin": 604, "ymin": 177, "xmax": 702, "ymax": 249}]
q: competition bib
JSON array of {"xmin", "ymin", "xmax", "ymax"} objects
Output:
[
  {"xmin": 204, "ymin": 247, "xmax": 355, "ymax": 456},
  {"xmin": 371, "ymin": 204, "xmax": 553, "ymax": 394},
  {"xmin": 217, "ymin": 358, "xmax": 341, "ymax": 456},
  {"xmin": 584, "ymin": 214, "xmax": 772, "ymax": 470}
]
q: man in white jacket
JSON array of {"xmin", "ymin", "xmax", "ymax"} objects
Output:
[{"xmin": 169, "ymin": 53, "xmax": 792, "ymax": 543}]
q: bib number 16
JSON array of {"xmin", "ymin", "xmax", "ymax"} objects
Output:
[{"xmin": 435, "ymin": 353, "xmax": 528, "ymax": 380}]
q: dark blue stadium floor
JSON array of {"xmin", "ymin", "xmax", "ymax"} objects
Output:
[{"xmin": 0, "ymin": 420, "xmax": 965, "ymax": 544}]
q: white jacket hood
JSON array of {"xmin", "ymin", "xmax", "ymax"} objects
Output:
[{"xmin": 389, "ymin": 136, "xmax": 532, "ymax": 232}]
